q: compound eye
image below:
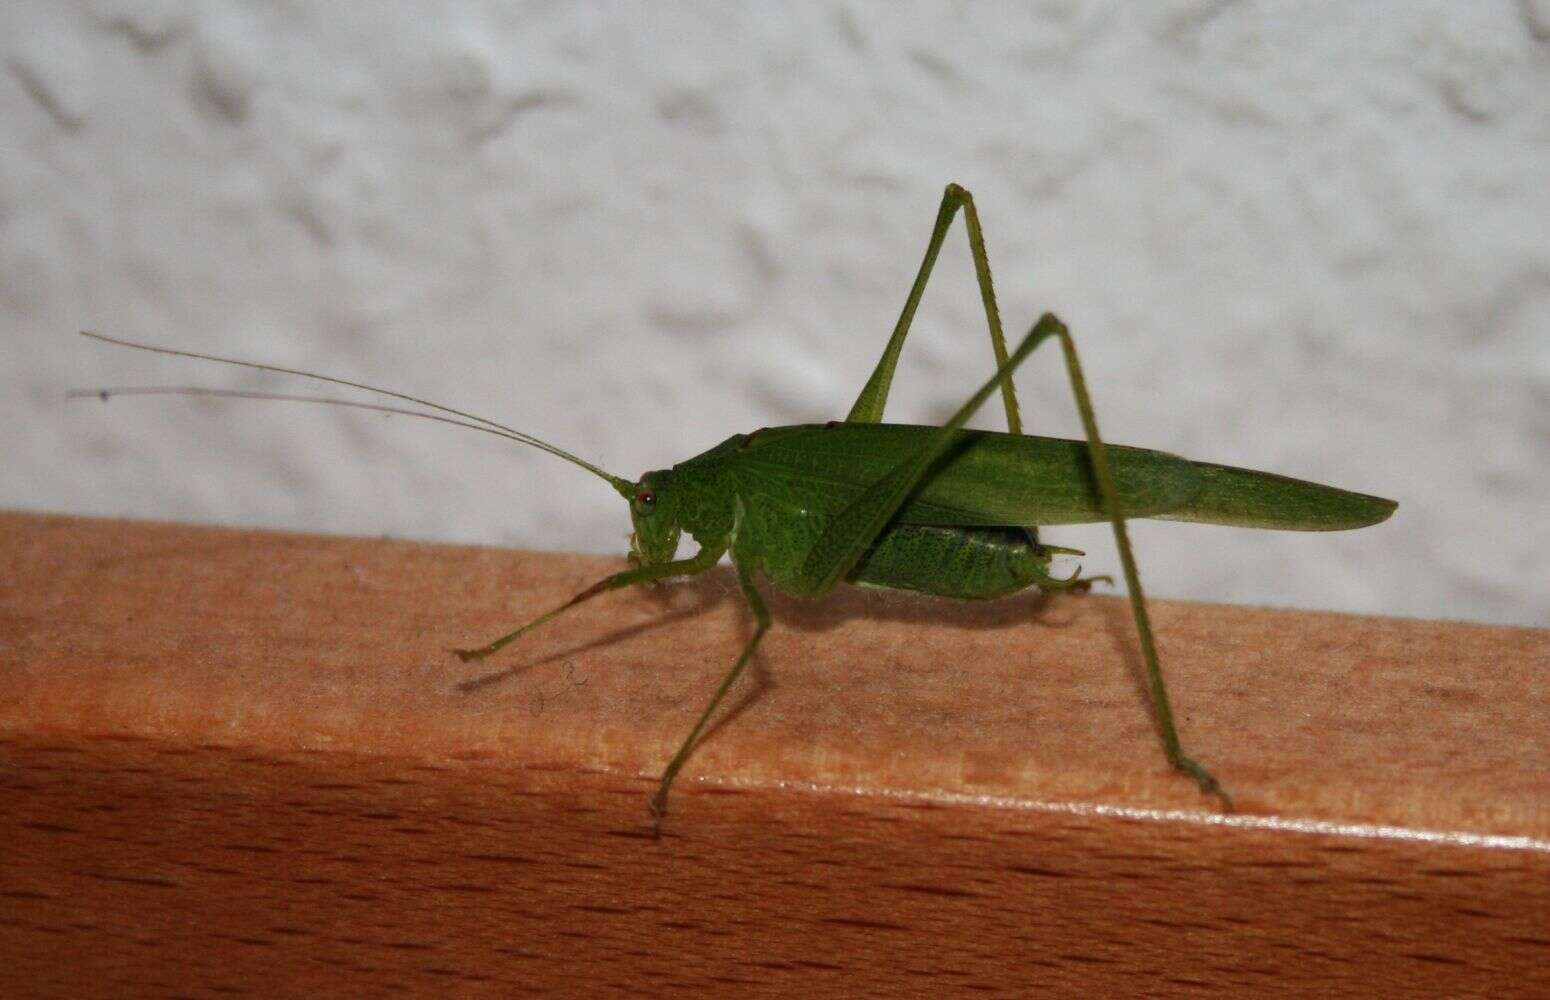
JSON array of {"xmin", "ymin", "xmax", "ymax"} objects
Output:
[{"xmin": 635, "ymin": 489, "xmax": 656, "ymax": 511}]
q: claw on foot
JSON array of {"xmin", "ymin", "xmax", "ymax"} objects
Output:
[
  {"xmin": 648, "ymin": 796, "xmax": 668, "ymax": 839},
  {"xmin": 1176, "ymin": 755, "xmax": 1234, "ymax": 812}
]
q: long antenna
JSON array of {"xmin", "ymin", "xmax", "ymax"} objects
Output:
[
  {"xmin": 69, "ymin": 385, "xmax": 581, "ymax": 449},
  {"xmin": 76, "ymin": 331, "xmax": 634, "ymax": 496}
]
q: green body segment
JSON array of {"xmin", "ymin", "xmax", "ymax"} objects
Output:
[
  {"xmin": 648, "ymin": 422, "xmax": 1395, "ymax": 599},
  {"xmin": 847, "ymin": 524, "xmax": 1052, "ymax": 599}
]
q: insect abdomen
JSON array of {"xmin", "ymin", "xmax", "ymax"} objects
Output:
[{"xmin": 847, "ymin": 524, "xmax": 1049, "ymax": 600}]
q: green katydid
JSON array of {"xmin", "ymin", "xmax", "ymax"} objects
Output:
[{"xmin": 78, "ymin": 183, "xmax": 1396, "ymax": 826}]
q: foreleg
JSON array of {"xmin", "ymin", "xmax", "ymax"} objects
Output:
[{"xmin": 453, "ymin": 544, "xmax": 726, "ymax": 662}]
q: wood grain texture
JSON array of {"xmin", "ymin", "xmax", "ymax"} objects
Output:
[{"xmin": 1, "ymin": 511, "xmax": 1547, "ymax": 997}]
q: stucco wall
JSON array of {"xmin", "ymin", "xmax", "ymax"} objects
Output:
[{"xmin": 6, "ymin": 2, "xmax": 1547, "ymax": 626}]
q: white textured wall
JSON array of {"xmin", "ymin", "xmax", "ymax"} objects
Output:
[{"xmin": 5, "ymin": 1, "xmax": 1547, "ymax": 627}]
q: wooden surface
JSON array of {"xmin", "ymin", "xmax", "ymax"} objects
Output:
[{"xmin": 1, "ymin": 510, "xmax": 1547, "ymax": 998}]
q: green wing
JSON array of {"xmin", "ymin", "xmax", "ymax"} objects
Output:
[
  {"xmin": 1148, "ymin": 460, "xmax": 1396, "ymax": 530},
  {"xmin": 702, "ymin": 424, "xmax": 1394, "ymax": 531}
]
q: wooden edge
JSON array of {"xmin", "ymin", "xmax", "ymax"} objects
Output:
[{"xmin": 3, "ymin": 511, "xmax": 1548, "ymax": 996}]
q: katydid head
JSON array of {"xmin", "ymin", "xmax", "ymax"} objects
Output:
[{"xmin": 626, "ymin": 470, "xmax": 681, "ymax": 568}]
